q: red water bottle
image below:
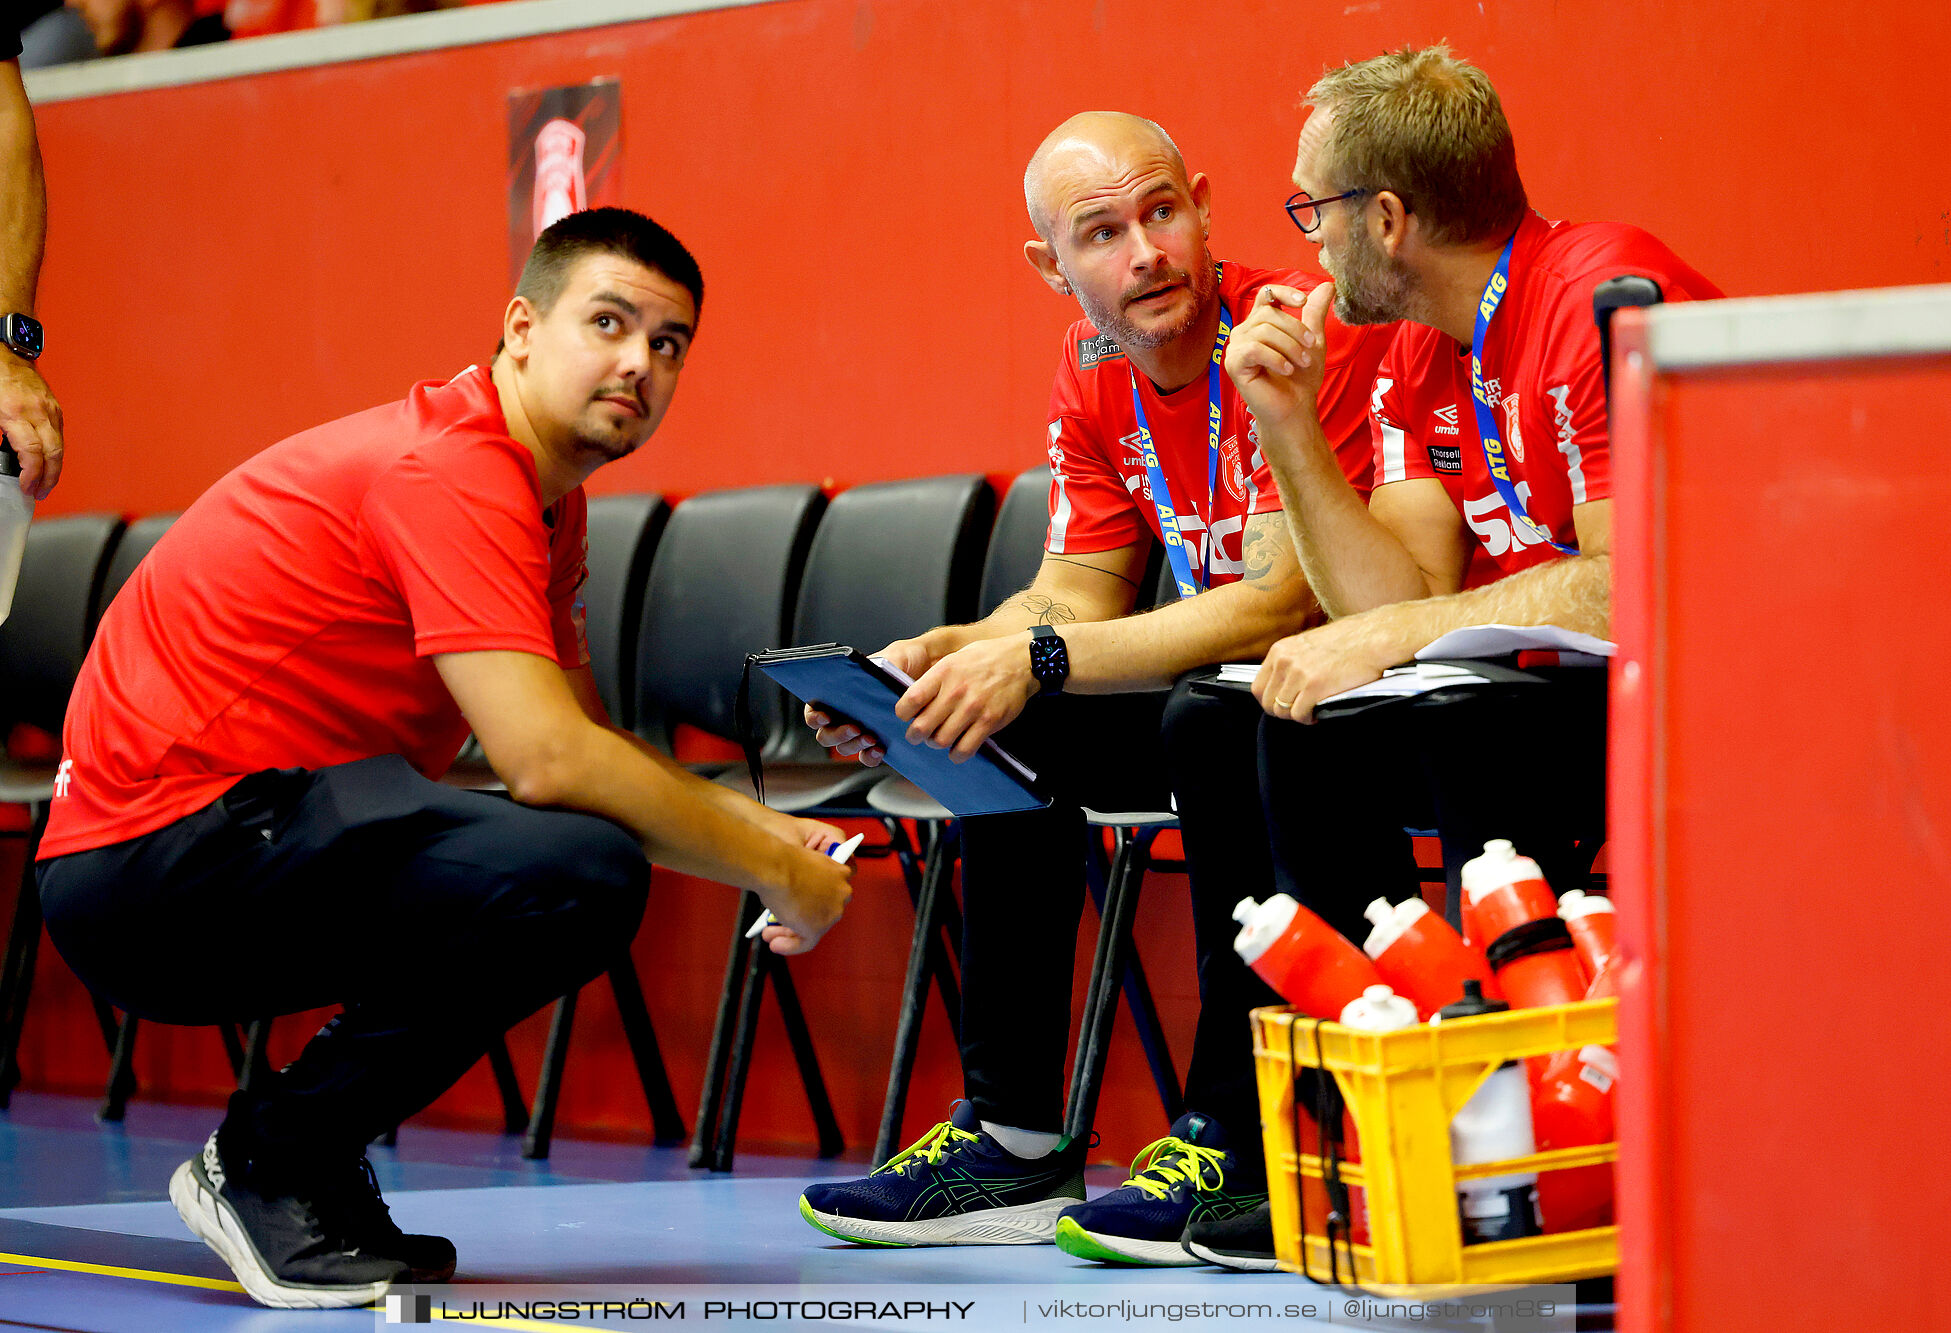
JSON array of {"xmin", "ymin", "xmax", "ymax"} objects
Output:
[
  {"xmin": 1232, "ymin": 895, "xmax": 1383, "ymax": 1020},
  {"xmin": 1360, "ymin": 895, "xmax": 1500, "ymax": 1020},
  {"xmin": 1532, "ymin": 1043, "xmax": 1618, "ymax": 1231},
  {"xmin": 1556, "ymin": 889, "xmax": 1618, "ymax": 984},
  {"xmin": 1461, "ymin": 841, "xmax": 1586, "ymax": 1010}
]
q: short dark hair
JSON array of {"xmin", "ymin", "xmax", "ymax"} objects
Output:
[{"xmin": 516, "ymin": 207, "xmax": 705, "ymax": 317}]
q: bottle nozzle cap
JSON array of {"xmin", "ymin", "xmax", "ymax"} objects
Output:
[
  {"xmin": 1363, "ymin": 984, "xmax": 1395, "ymax": 1002},
  {"xmin": 1364, "ymin": 897, "xmax": 1392, "ymax": 926},
  {"xmin": 1483, "ymin": 838, "xmax": 1515, "ymax": 859},
  {"xmin": 1436, "ymin": 976, "xmax": 1510, "ymax": 1021},
  {"xmin": 1232, "ymin": 897, "xmax": 1257, "ymax": 925}
]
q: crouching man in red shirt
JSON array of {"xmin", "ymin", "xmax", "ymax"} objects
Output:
[{"xmin": 34, "ymin": 209, "xmax": 854, "ymax": 1309}]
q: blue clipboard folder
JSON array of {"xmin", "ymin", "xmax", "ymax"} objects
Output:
[{"xmin": 751, "ymin": 644, "xmax": 1048, "ymax": 817}]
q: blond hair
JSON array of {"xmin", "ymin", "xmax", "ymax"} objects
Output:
[{"xmin": 1306, "ymin": 45, "xmax": 1527, "ymax": 246}]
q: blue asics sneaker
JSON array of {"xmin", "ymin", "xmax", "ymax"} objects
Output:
[
  {"xmin": 799, "ymin": 1102, "xmax": 1085, "ymax": 1245},
  {"xmin": 1054, "ymin": 1112, "xmax": 1268, "ymax": 1266}
]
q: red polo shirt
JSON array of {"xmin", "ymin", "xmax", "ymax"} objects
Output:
[{"xmin": 41, "ymin": 366, "xmax": 589, "ymax": 859}]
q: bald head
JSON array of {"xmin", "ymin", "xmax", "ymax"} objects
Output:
[{"xmin": 1023, "ymin": 112, "xmax": 1187, "ymax": 239}]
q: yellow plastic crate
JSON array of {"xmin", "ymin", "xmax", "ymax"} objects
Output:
[{"xmin": 1252, "ymin": 998, "xmax": 1619, "ymax": 1296}]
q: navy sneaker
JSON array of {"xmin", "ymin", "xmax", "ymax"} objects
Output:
[
  {"xmin": 1182, "ymin": 1201, "xmax": 1283, "ymax": 1271},
  {"xmin": 1054, "ymin": 1112, "xmax": 1268, "ymax": 1266},
  {"xmin": 799, "ymin": 1102, "xmax": 1085, "ymax": 1245}
]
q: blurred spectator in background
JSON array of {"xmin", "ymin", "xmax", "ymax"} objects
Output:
[
  {"xmin": 60, "ymin": 0, "xmax": 226, "ymax": 57},
  {"xmin": 27, "ymin": 0, "xmax": 473, "ymax": 63},
  {"xmin": 1, "ymin": 17, "xmax": 62, "ymax": 497}
]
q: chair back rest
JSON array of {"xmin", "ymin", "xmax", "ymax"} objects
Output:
[
  {"xmin": 0, "ymin": 513, "xmax": 127, "ymax": 735},
  {"xmin": 784, "ymin": 474, "xmax": 994, "ymax": 759},
  {"xmin": 635, "ymin": 484, "xmax": 826, "ymax": 751},
  {"xmin": 1140, "ymin": 540, "xmax": 1176, "ymax": 611},
  {"xmin": 97, "ymin": 512, "xmax": 179, "ymax": 616},
  {"xmin": 582, "ymin": 494, "xmax": 670, "ymax": 731},
  {"xmin": 977, "ymin": 466, "xmax": 1053, "ymax": 618}
]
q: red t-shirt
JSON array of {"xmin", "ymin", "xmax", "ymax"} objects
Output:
[
  {"xmin": 1371, "ymin": 213, "xmax": 1721, "ymax": 576},
  {"xmin": 41, "ymin": 366, "xmax": 590, "ymax": 860},
  {"xmin": 1046, "ymin": 261, "xmax": 1394, "ymax": 587}
]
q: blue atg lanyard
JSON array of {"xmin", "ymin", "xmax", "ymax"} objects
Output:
[
  {"xmin": 1472, "ymin": 237, "xmax": 1578, "ymax": 556},
  {"xmin": 1129, "ymin": 285, "xmax": 1233, "ymax": 599}
]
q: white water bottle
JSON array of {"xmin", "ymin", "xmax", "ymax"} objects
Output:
[
  {"xmin": 0, "ymin": 440, "xmax": 35, "ymax": 625},
  {"xmin": 1434, "ymin": 981, "xmax": 1542, "ymax": 1243}
]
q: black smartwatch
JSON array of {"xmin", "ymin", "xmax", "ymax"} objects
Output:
[
  {"xmin": 1028, "ymin": 625, "xmax": 1070, "ymax": 697},
  {"xmin": 0, "ymin": 314, "xmax": 42, "ymax": 362}
]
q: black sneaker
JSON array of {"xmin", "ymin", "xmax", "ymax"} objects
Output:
[
  {"xmin": 169, "ymin": 1133, "xmax": 408, "ymax": 1309},
  {"xmin": 799, "ymin": 1101, "xmax": 1085, "ymax": 1245},
  {"xmin": 316, "ymin": 1156, "xmax": 457, "ymax": 1282},
  {"xmin": 1054, "ymin": 1112, "xmax": 1268, "ymax": 1266},
  {"xmin": 1183, "ymin": 1201, "xmax": 1283, "ymax": 1271}
]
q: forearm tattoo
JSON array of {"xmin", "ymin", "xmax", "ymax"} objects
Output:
[
  {"xmin": 1242, "ymin": 518, "xmax": 1280, "ymax": 587},
  {"xmin": 1015, "ymin": 594, "xmax": 1077, "ymax": 626}
]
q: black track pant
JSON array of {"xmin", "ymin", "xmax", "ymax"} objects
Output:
[
  {"xmin": 37, "ymin": 754, "xmax": 650, "ymax": 1170},
  {"xmin": 957, "ymin": 679, "xmax": 1294, "ymax": 1159},
  {"xmin": 1254, "ymin": 670, "xmax": 1610, "ymax": 950}
]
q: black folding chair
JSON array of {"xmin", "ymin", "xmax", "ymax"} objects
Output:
[
  {"xmin": 0, "ymin": 514, "xmax": 129, "ymax": 1108},
  {"xmin": 861, "ymin": 467, "xmax": 1181, "ymax": 1161},
  {"xmin": 625, "ymin": 484, "xmax": 840, "ymax": 1171},
  {"xmin": 507, "ymin": 492, "xmax": 690, "ymax": 1159},
  {"xmin": 695, "ymin": 475, "xmax": 995, "ymax": 1171}
]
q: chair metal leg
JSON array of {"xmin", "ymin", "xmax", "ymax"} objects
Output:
[
  {"xmin": 522, "ymin": 992, "xmax": 577, "ymax": 1160},
  {"xmin": 690, "ymin": 893, "xmax": 762, "ymax": 1168},
  {"xmin": 609, "ymin": 957, "xmax": 686, "ymax": 1146},
  {"xmin": 89, "ymin": 994, "xmax": 120, "ymax": 1054},
  {"xmin": 771, "ymin": 960, "xmax": 843, "ymax": 1159},
  {"xmin": 1065, "ymin": 826, "xmax": 1149, "ymax": 1142},
  {"xmin": 99, "ymin": 1011, "xmax": 139, "ymax": 1122},
  {"xmin": 873, "ymin": 824, "xmax": 959, "ymax": 1166},
  {"xmin": 1081, "ymin": 828, "xmax": 1182, "ymax": 1126},
  {"xmin": 1115, "ymin": 945, "xmax": 1183, "ymax": 1126},
  {"xmin": 706, "ymin": 929, "xmax": 772, "ymax": 1172},
  {"xmin": 0, "ymin": 802, "xmax": 49, "ymax": 1106},
  {"xmin": 486, "ymin": 1034, "xmax": 527, "ymax": 1135},
  {"xmin": 879, "ymin": 816, "xmax": 962, "ymax": 1035},
  {"xmin": 237, "ymin": 1018, "xmax": 272, "ymax": 1093},
  {"xmin": 219, "ymin": 1023, "xmax": 247, "ymax": 1079}
]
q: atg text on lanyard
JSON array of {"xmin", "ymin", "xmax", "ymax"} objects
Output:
[
  {"xmin": 1471, "ymin": 237, "xmax": 1577, "ymax": 556},
  {"xmin": 1128, "ymin": 283, "xmax": 1233, "ymax": 600}
]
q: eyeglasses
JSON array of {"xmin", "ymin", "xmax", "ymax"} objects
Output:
[{"xmin": 1283, "ymin": 188, "xmax": 1371, "ymax": 234}]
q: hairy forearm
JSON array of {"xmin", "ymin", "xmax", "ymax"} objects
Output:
[
  {"xmin": 1259, "ymin": 411, "xmax": 1431, "ymax": 618},
  {"xmin": 1063, "ymin": 577, "xmax": 1320, "ymax": 691},
  {"xmin": 0, "ymin": 70, "xmax": 44, "ymax": 317},
  {"xmin": 922, "ymin": 558, "xmax": 1137, "ymax": 657},
  {"xmin": 509, "ymin": 724, "xmax": 792, "ymax": 894},
  {"xmin": 1340, "ymin": 551, "xmax": 1612, "ymax": 664}
]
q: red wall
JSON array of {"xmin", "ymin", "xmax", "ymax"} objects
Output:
[
  {"xmin": 28, "ymin": 0, "xmax": 1951, "ymax": 515},
  {"xmin": 12, "ymin": 0, "xmax": 1951, "ymax": 1164}
]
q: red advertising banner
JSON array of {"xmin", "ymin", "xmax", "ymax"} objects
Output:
[{"xmin": 506, "ymin": 78, "xmax": 621, "ymax": 286}]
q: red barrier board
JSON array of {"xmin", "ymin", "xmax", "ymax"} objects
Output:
[{"xmin": 1611, "ymin": 292, "xmax": 1951, "ymax": 1333}]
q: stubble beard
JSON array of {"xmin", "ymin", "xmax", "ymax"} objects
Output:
[
  {"xmin": 1067, "ymin": 259, "xmax": 1220, "ymax": 352},
  {"xmin": 1325, "ymin": 224, "xmax": 1415, "ymax": 326}
]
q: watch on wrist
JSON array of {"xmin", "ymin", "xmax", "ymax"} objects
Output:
[
  {"xmin": 0, "ymin": 314, "xmax": 43, "ymax": 362},
  {"xmin": 1027, "ymin": 625, "xmax": 1070, "ymax": 697}
]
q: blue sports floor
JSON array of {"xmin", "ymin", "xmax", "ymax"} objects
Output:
[{"xmin": 0, "ymin": 1092, "xmax": 1615, "ymax": 1331}]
